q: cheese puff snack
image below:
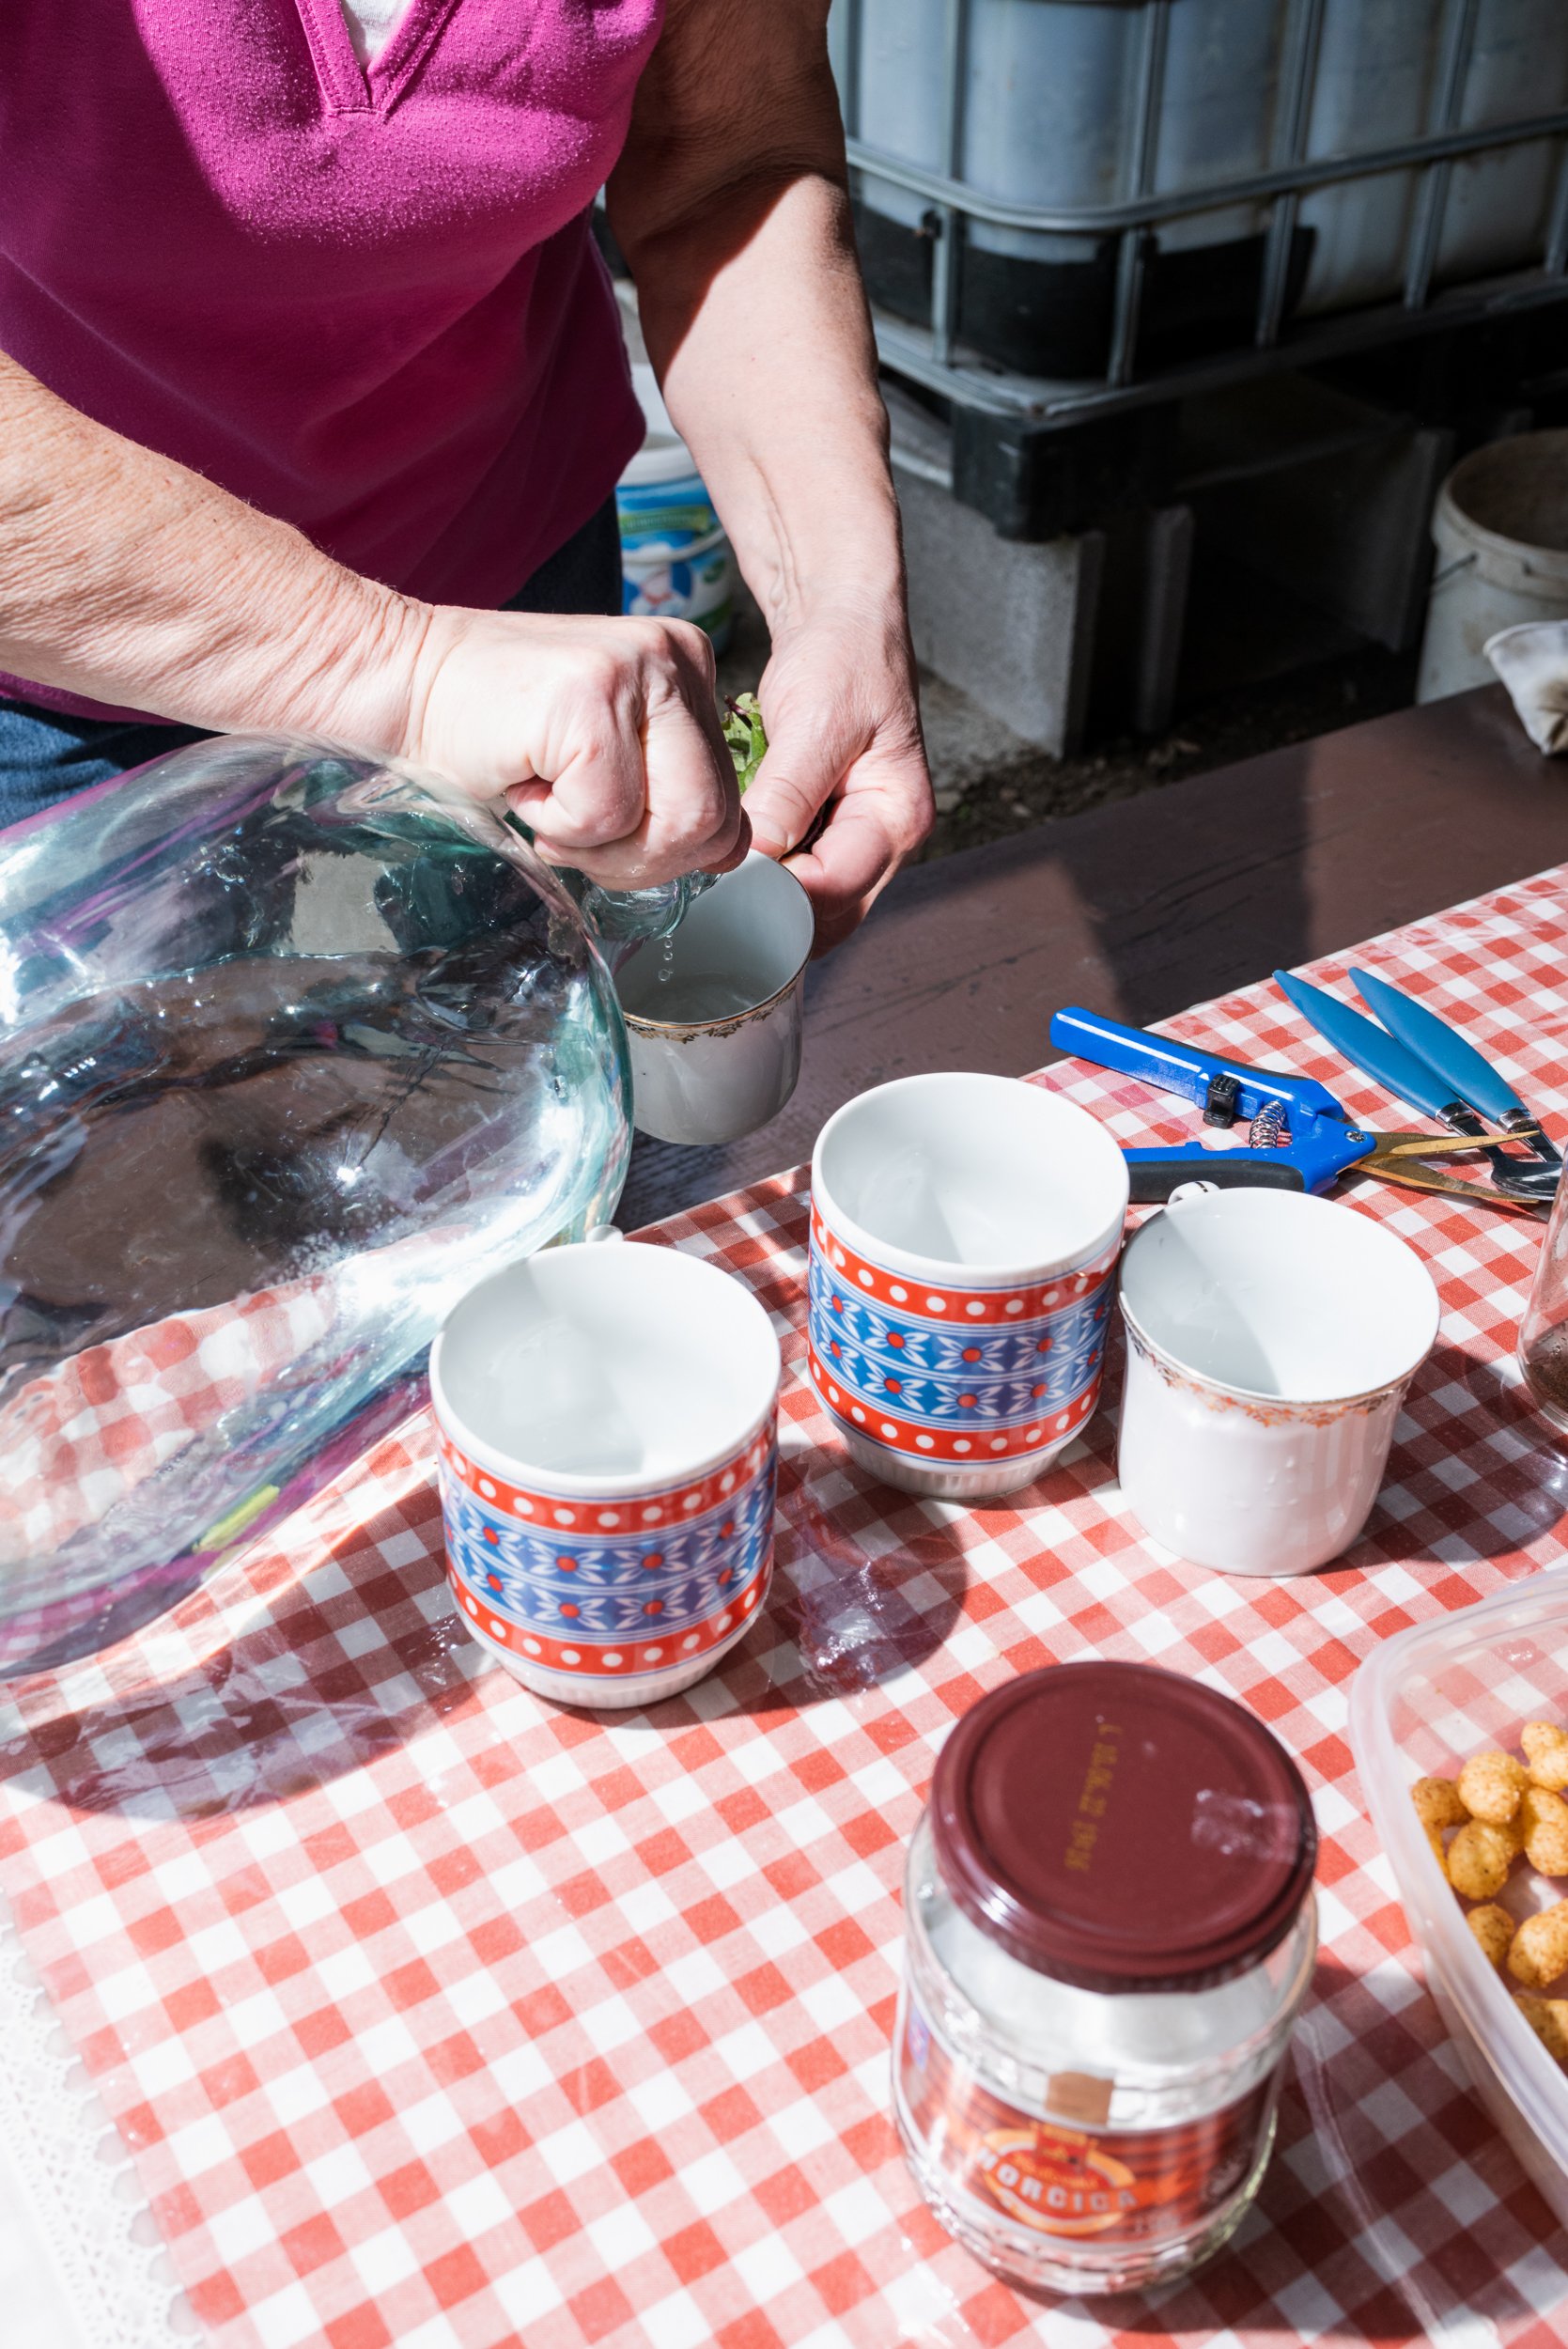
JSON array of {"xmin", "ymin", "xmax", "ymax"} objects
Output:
[
  {"xmin": 1467, "ymin": 1904, "xmax": 1515, "ymax": 1968},
  {"xmin": 1514, "ymin": 1995, "xmax": 1568, "ymax": 2062},
  {"xmin": 1519, "ymin": 1785, "xmax": 1568, "ymax": 1878},
  {"xmin": 1507, "ymin": 1901, "xmax": 1568, "ymax": 1991},
  {"xmin": 1448, "ymin": 1817, "xmax": 1522, "ymax": 1901},
  {"xmin": 1522, "ymin": 1722, "xmax": 1568, "ymax": 1794},
  {"xmin": 1457, "ymin": 1750, "xmax": 1528, "ymax": 1825},
  {"xmin": 1411, "ymin": 1776, "xmax": 1469, "ymax": 1832}
]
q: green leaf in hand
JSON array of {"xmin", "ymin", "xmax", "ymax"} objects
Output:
[{"xmin": 722, "ymin": 692, "xmax": 768, "ymax": 793}]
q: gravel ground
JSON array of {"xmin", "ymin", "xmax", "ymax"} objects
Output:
[{"xmin": 717, "ymin": 584, "xmax": 1421, "ymax": 864}]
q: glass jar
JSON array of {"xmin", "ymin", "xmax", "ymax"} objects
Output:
[
  {"xmin": 1518, "ymin": 1173, "xmax": 1568, "ymax": 1434},
  {"xmin": 894, "ymin": 1660, "xmax": 1318, "ymax": 2296}
]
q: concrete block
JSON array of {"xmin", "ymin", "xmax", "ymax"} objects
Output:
[
  {"xmin": 896, "ymin": 467, "xmax": 1104, "ymax": 755},
  {"xmin": 1085, "ymin": 503, "xmax": 1194, "ymax": 740}
]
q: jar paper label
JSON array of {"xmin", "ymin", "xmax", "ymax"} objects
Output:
[{"xmin": 897, "ymin": 1991, "xmax": 1280, "ymax": 2246}]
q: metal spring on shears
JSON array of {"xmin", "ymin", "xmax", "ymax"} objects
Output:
[{"xmin": 1249, "ymin": 1100, "xmax": 1287, "ymax": 1150}]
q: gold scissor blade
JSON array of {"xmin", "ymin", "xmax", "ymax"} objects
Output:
[
  {"xmin": 1368, "ymin": 1129, "xmax": 1526, "ymax": 1159},
  {"xmin": 1353, "ymin": 1150, "xmax": 1545, "ymax": 1213}
]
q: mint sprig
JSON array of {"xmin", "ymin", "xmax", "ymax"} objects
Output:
[{"xmin": 722, "ymin": 692, "xmax": 767, "ymax": 793}]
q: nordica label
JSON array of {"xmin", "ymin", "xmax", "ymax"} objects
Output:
[{"xmin": 897, "ymin": 1989, "xmax": 1278, "ymax": 2245}]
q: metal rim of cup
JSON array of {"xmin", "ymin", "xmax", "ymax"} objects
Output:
[
  {"xmin": 811, "ymin": 1078, "xmax": 1131, "ymax": 1289},
  {"xmin": 620, "ymin": 954, "xmax": 808, "ymax": 1038},
  {"xmin": 618, "ymin": 861, "xmax": 814, "ymax": 1039},
  {"xmin": 1116, "ymin": 1209, "xmax": 1439, "ymax": 1413},
  {"xmin": 429, "ymin": 1246, "xmax": 782, "ymax": 1499}
]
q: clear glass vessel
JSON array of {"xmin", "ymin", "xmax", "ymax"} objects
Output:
[
  {"xmin": 894, "ymin": 1661, "xmax": 1317, "ymax": 2296},
  {"xmin": 1518, "ymin": 1173, "xmax": 1568, "ymax": 1435},
  {"xmin": 0, "ymin": 735, "xmax": 666, "ymax": 1678}
]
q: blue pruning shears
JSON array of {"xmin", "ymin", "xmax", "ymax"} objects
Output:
[{"xmin": 1050, "ymin": 991, "xmax": 1555, "ymax": 1213}]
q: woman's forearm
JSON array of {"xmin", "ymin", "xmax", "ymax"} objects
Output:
[
  {"xmin": 606, "ymin": 3, "xmax": 905, "ymax": 642},
  {"xmin": 607, "ymin": 2, "xmax": 930, "ymax": 936},
  {"xmin": 0, "ymin": 354, "xmax": 745, "ymax": 887},
  {"xmin": 0, "ymin": 353, "xmax": 419, "ymax": 742},
  {"xmin": 618, "ymin": 176, "xmax": 904, "ymax": 640}
]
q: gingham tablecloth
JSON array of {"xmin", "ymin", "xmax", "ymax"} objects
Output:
[{"xmin": 5, "ymin": 866, "xmax": 1568, "ymax": 2349}]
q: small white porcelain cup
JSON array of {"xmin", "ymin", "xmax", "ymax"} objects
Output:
[
  {"xmin": 1117, "ymin": 1188, "xmax": 1440, "ymax": 1578},
  {"xmin": 430, "ymin": 1237, "xmax": 780, "ymax": 1704},
  {"xmin": 808, "ymin": 1074, "xmax": 1130, "ymax": 1501},
  {"xmin": 615, "ymin": 852, "xmax": 815, "ymax": 1145}
]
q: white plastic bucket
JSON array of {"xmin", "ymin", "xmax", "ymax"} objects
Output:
[
  {"xmin": 1417, "ymin": 429, "xmax": 1568, "ymax": 703},
  {"xmin": 617, "ymin": 365, "xmax": 735, "ymax": 651}
]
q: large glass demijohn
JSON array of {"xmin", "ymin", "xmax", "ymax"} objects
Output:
[{"xmin": 0, "ymin": 736, "xmax": 644, "ymax": 1678}]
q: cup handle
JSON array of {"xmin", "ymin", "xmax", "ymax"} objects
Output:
[{"xmin": 583, "ymin": 1225, "xmax": 625, "ymax": 1246}]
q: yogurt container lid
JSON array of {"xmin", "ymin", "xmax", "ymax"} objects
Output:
[{"xmin": 930, "ymin": 1661, "xmax": 1316, "ymax": 1993}]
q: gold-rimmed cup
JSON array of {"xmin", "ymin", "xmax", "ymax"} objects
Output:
[{"xmin": 614, "ymin": 851, "xmax": 815, "ymax": 1145}]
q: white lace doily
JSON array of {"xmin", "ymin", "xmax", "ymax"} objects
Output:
[{"xmin": 0, "ymin": 1892, "xmax": 199, "ymax": 2349}]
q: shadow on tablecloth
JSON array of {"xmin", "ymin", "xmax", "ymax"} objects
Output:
[{"xmin": 0, "ymin": 1445, "xmax": 976, "ymax": 1820}]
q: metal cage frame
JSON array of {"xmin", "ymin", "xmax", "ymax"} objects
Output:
[{"xmin": 832, "ymin": 0, "xmax": 1568, "ymax": 426}]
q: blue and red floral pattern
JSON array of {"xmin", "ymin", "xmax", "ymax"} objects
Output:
[
  {"xmin": 437, "ymin": 1416, "xmax": 775, "ymax": 1686},
  {"xmin": 806, "ymin": 1207, "xmax": 1118, "ymax": 1467}
]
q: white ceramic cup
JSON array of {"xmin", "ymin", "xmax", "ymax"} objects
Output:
[
  {"xmin": 615, "ymin": 851, "xmax": 815, "ymax": 1145},
  {"xmin": 1117, "ymin": 1188, "xmax": 1441, "ymax": 1578},
  {"xmin": 808, "ymin": 1074, "xmax": 1130, "ymax": 1501},
  {"xmin": 430, "ymin": 1236, "xmax": 781, "ymax": 1705}
]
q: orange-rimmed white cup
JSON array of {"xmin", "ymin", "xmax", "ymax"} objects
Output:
[
  {"xmin": 808, "ymin": 1074, "xmax": 1128, "ymax": 1501},
  {"xmin": 430, "ymin": 1236, "xmax": 780, "ymax": 1705}
]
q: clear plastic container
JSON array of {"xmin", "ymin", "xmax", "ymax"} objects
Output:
[
  {"xmin": 1348, "ymin": 1572, "xmax": 1568, "ymax": 2229},
  {"xmin": 834, "ymin": 0, "xmax": 1568, "ymax": 374}
]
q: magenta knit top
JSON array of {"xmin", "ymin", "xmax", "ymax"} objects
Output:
[{"xmin": 0, "ymin": 0, "xmax": 662, "ymax": 718}]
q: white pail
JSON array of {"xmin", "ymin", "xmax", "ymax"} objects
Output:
[{"xmin": 1417, "ymin": 429, "xmax": 1568, "ymax": 703}]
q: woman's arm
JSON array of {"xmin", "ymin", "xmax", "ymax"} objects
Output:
[
  {"xmin": 0, "ymin": 354, "xmax": 741, "ymax": 884},
  {"xmin": 606, "ymin": 0, "xmax": 931, "ymax": 948}
]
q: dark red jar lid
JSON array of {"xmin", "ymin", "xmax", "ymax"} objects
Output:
[{"xmin": 930, "ymin": 1661, "xmax": 1316, "ymax": 1994}]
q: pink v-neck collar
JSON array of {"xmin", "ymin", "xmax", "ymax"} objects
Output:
[{"xmin": 291, "ymin": 0, "xmax": 465, "ymax": 114}]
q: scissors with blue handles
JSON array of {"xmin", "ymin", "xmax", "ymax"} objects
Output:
[
  {"xmin": 1273, "ymin": 966, "xmax": 1560, "ymax": 1205},
  {"xmin": 1050, "ymin": 983, "xmax": 1556, "ymax": 1213}
]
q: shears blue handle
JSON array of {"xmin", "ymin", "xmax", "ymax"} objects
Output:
[
  {"xmin": 1049, "ymin": 1008, "xmax": 1344, "ymax": 1123},
  {"xmin": 1049, "ymin": 1008, "xmax": 1369, "ymax": 1201}
]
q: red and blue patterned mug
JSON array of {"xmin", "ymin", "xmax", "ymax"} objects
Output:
[
  {"xmin": 808, "ymin": 1075, "xmax": 1128, "ymax": 1500},
  {"xmin": 431, "ymin": 1237, "xmax": 780, "ymax": 1706}
]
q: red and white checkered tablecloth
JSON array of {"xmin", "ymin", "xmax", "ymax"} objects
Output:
[{"xmin": 5, "ymin": 864, "xmax": 1568, "ymax": 2349}]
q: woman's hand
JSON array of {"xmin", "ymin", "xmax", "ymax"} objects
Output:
[
  {"xmin": 742, "ymin": 596, "xmax": 932, "ymax": 951},
  {"xmin": 398, "ymin": 604, "xmax": 747, "ymax": 888}
]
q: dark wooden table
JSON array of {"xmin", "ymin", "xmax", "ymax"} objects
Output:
[{"xmin": 620, "ymin": 683, "xmax": 1566, "ymax": 1227}]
